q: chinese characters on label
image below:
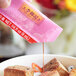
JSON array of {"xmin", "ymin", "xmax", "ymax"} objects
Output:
[{"xmin": 19, "ymin": 2, "xmax": 44, "ymax": 24}]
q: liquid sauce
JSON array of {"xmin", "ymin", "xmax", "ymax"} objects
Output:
[{"xmin": 43, "ymin": 43, "xmax": 44, "ymax": 72}]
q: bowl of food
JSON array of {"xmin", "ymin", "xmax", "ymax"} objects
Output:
[{"xmin": 0, "ymin": 54, "xmax": 76, "ymax": 76}]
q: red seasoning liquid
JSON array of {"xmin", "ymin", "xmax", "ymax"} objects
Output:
[{"xmin": 43, "ymin": 43, "xmax": 44, "ymax": 72}]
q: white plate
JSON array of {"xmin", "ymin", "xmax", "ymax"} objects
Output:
[{"xmin": 0, "ymin": 54, "xmax": 76, "ymax": 76}]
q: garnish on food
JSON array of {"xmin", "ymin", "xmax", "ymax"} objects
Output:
[{"xmin": 32, "ymin": 63, "xmax": 42, "ymax": 73}]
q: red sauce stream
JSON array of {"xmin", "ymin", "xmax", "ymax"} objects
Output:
[{"xmin": 43, "ymin": 43, "xmax": 44, "ymax": 72}]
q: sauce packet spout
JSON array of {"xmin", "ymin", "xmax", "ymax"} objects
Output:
[{"xmin": 0, "ymin": 0, "xmax": 63, "ymax": 43}]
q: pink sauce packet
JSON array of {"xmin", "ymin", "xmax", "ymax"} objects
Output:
[{"xmin": 0, "ymin": 0, "xmax": 63, "ymax": 43}]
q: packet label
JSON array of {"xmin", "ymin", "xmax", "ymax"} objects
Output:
[
  {"xmin": 0, "ymin": 0, "xmax": 63, "ymax": 43},
  {"xmin": 19, "ymin": 2, "xmax": 44, "ymax": 24}
]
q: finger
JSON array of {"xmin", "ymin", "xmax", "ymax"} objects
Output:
[{"xmin": 0, "ymin": 0, "xmax": 11, "ymax": 8}]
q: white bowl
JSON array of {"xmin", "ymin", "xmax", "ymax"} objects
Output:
[{"xmin": 0, "ymin": 54, "xmax": 76, "ymax": 76}]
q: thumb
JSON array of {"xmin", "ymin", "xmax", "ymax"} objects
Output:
[{"xmin": 0, "ymin": 0, "xmax": 11, "ymax": 8}]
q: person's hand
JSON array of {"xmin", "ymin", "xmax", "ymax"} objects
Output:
[
  {"xmin": 0, "ymin": 0, "xmax": 32, "ymax": 8},
  {"xmin": 0, "ymin": 0, "xmax": 11, "ymax": 8}
]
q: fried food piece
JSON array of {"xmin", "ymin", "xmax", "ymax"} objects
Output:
[
  {"xmin": 69, "ymin": 69, "xmax": 76, "ymax": 76},
  {"xmin": 42, "ymin": 58, "xmax": 69, "ymax": 76},
  {"xmin": 40, "ymin": 70, "xmax": 60, "ymax": 76},
  {"xmin": 4, "ymin": 65, "xmax": 34, "ymax": 76}
]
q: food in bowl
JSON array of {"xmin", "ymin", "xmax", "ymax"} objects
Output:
[
  {"xmin": 4, "ymin": 58, "xmax": 76, "ymax": 76},
  {"xmin": 40, "ymin": 70, "xmax": 60, "ymax": 76},
  {"xmin": 69, "ymin": 69, "xmax": 76, "ymax": 76},
  {"xmin": 42, "ymin": 58, "xmax": 69, "ymax": 76},
  {"xmin": 4, "ymin": 65, "xmax": 34, "ymax": 76}
]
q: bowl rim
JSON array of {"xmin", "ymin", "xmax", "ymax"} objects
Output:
[{"xmin": 0, "ymin": 54, "xmax": 76, "ymax": 64}]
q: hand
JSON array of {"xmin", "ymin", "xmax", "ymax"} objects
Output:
[{"xmin": 0, "ymin": 0, "xmax": 11, "ymax": 8}]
